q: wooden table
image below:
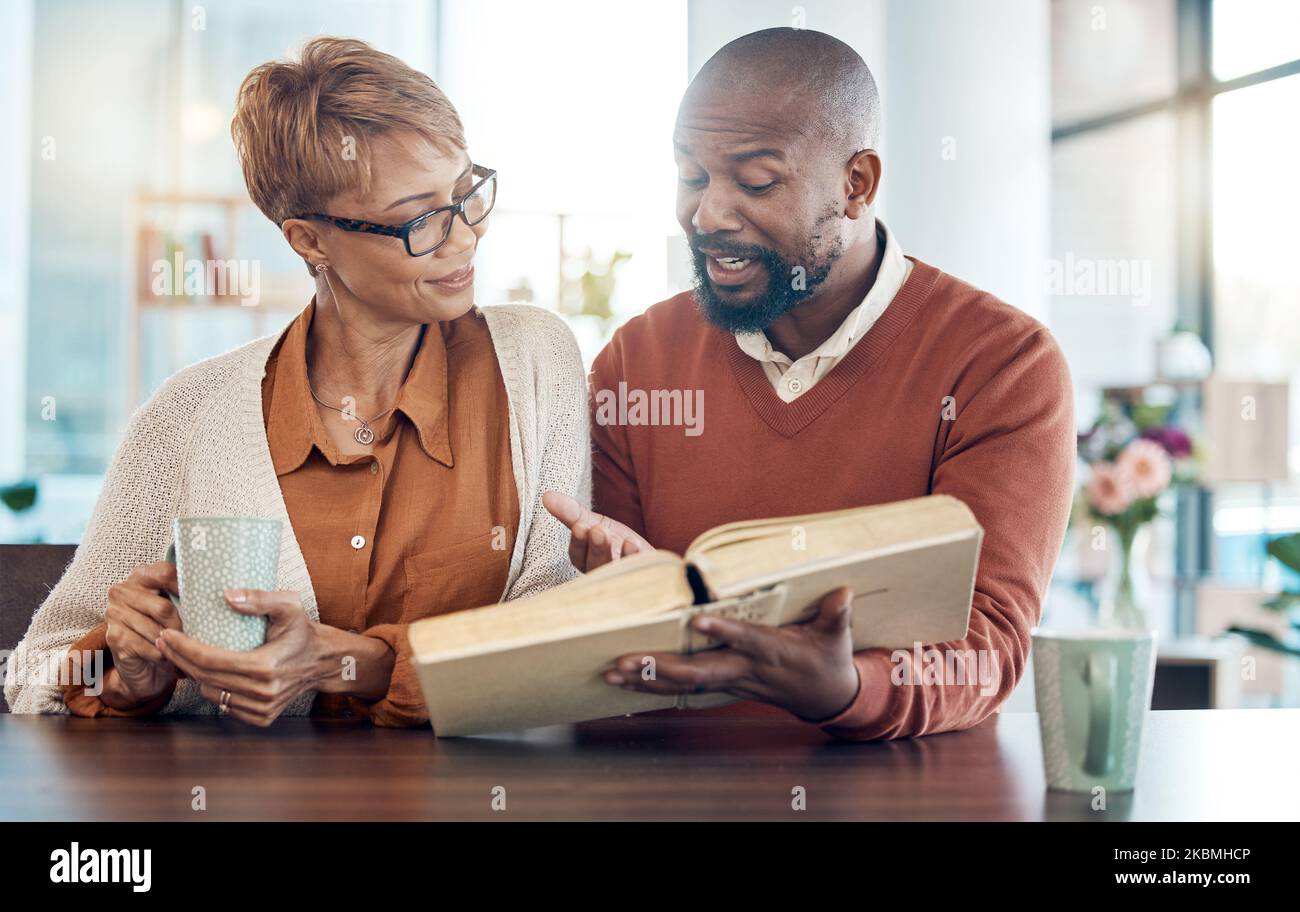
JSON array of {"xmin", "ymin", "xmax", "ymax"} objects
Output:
[{"xmin": 1, "ymin": 709, "xmax": 1296, "ymax": 821}]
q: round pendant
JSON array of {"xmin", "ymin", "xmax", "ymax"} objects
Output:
[{"xmin": 354, "ymin": 425, "xmax": 375, "ymax": 445}]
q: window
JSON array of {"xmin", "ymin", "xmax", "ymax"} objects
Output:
[
  {"xmin": 1212, "ymin": 0, "xmax": 1300, "ymax": 80},
  {"xmin": 1050, "ymin": 110, "xmax": 1178, "ymax": 388},
  {"xmin": 1050, "ymin": 0, "xmax": 1300, "ymax": 629},
  {"xmin": 1211, "ymin": 73, "xmax": 1300, "ymax": 381},
  {"xmin": 23, "ymin": 0, "xmax": 438, "ymax": 478},
  {"xmin": 1051, "ymin": 0, "xmax": 1177, "ymax": 126},
  {"xmin": 1210, "ymin": 69, "xmax": 1300, "ymax": 588},
  {"xmin": 13, "ymin": 0, "xmax": 439, "ymax": 542},
  {"xmin": 437, "ymin": 0, "xmax": 687, "ymax": 363}
]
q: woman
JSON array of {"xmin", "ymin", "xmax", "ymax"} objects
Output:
[{"xmin": 4, "ymin": 37, "xmax": 589, "ymax": 728}]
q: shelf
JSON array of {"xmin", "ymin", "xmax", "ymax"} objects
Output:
[{"xmin": 125, "ymin": 191, "xmax": 312, "ymax": 412}]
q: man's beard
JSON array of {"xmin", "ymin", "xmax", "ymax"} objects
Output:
[{"xmin": 690, "ymin": 232, "xmax": 842, "ymax": 333}]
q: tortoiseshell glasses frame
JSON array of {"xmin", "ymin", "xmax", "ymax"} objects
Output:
[{"xmin": 287, "ymin": 164, "xmax": 497, "ymax": 257}]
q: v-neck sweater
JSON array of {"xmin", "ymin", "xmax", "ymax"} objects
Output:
[{"xmin": 589, "ymin": 258, "xmax": 1077, "ymax": 740}]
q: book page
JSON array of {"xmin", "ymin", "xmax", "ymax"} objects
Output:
[
  {"xmin": 686, "ymin": 495, "xmax": 980, "ymax": 597},
  {"xmin": 409, "ymin": 549, "xmax": 694, "ymax": 659}
]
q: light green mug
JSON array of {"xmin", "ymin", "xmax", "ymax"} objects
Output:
[
  {"xmin": 163, "ymin": 516, "xmax": 282, "ymax": 652},
  {"xmin": 1032, "ymin": 627, "xmax": 1157, "ymax": 793}
]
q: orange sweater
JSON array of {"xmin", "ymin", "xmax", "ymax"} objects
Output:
[{"xmin": 590, "ymin": 258, "xmax": 1076, "ymax": 740}]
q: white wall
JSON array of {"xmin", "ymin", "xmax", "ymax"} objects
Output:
[
  {"xmin": 883, "ymin": 0, "xmax": 1050, "ymax": 322},
  {"xmin": 687, "ymin": 0, "xmax": 886, "ymax": 81},
  {"xmin": 0, "ymin": 0, "xmax": 32, "ymax": 480},
  {"xmin": 686, "ymin": 0, "xmax": 1051, "ymax": 321}
]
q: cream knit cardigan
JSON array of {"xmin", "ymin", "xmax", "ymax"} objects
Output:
[{"xmin": 5, "ymin": 304, "xmax": 590, "ymax": 716}]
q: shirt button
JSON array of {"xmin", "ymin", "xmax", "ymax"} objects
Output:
[
  {"xmin": 369, "ymin": 462, "xmax": 378, "ymax": 475},
  {"xmin": 787, "ymin": 377, "xmax": 804, "ymax": 393},
  {"xmin": 350, "ymin": 535, "xmax": 366, "ymax": 550}
]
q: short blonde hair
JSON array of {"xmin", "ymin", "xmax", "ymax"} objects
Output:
[{"xmin": 231, "ymin": 36, "xmax": 466, "ymax": 225}]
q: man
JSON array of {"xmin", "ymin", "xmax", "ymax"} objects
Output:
[{"xmin": 543, "ymin": 27, "xmax": 1075, "ymax": 740}]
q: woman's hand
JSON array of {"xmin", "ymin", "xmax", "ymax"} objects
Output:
[
  {"xmin": 103, "ymin": 562, "xmax": 184, "ymax": 706},
  {"xmin": 542, "ymin": 491, "xmax": 653, "ymax": 572},
  {"xmin": 155, "ymin": 588, "xmax": 335, "ymax": 727}
]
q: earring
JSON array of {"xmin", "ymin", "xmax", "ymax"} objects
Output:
[{"xmin": 315, "ymin": 263, "xmax": 328, "ymax": 274}]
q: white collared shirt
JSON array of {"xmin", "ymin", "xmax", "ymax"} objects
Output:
[{"xmin": 734, "ymin": 220, "xmax": 912, "ymax": 402}]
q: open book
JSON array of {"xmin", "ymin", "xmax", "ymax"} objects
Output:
[{"xmin": 409, "ymin": 495, "xmax": 984, "ymax": 736}]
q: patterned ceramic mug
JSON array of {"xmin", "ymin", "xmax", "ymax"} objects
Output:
[
  {"xmin": 1032, "ymin": 627, "xmax": 1157, "ymax": 793},
  {"xmin": 163, "ymin": 517, "xmax": 282, "ymax": 652}
]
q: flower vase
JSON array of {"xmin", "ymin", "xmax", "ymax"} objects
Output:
[{"xmin": 1099, "ymin": 522, "xmax": 1151, "ymax": 630}]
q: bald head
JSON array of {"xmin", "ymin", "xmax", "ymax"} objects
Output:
[{"xmin": 684, "ymin": 28, "xmax": 880, "ymax": 155}]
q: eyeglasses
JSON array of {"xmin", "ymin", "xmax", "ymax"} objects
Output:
[{"xmin": 289, "ymin": 164, "xmax": 497, "ymax": 257}]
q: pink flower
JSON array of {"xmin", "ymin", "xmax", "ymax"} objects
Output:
[
  {"xmin": 1116, "ymin": 438, "xmax": 1172, "ymax": 499},
  {"xmin": 1086, "ymin": 462, "xmax": 1132, "ymax": 516}
]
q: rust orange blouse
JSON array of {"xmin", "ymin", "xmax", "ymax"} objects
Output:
[{"xmin": 63, "ymin": 300, "xmax": 519, "ymax": 727}]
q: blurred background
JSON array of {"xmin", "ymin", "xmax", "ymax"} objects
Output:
[{"xmin": 1, "ymin": 0, "xmax": 1298, "ymax": 709}]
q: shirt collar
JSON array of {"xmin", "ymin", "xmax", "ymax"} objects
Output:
[
  {"xmin": 393, "ymin": 323, "xmax": 454, "ymax": 467},
  {"xmin": 266, "ymin": 298, "xmax": 454, "ymax": 475},
  {"xmin": 734, "ymin": 219, "xmax": 911, "ymax": 366}
]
